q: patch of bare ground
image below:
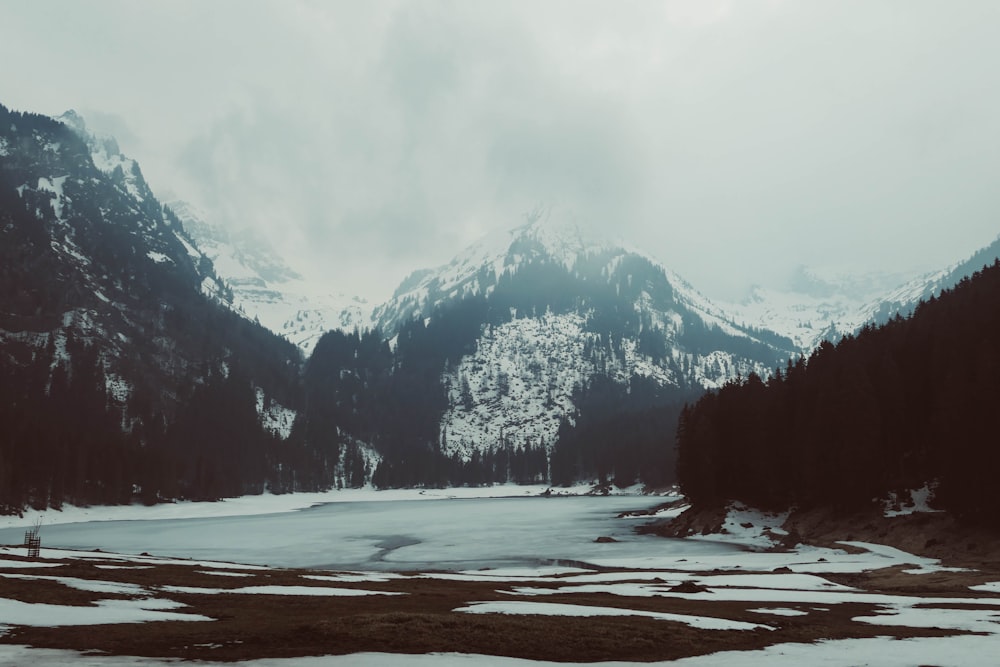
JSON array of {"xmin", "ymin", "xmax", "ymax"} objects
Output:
[
  {"xmin": 636, "ymin": 502, "xmax": 730, "ymax": 538},
  {"xmin": 643, "ymin": 503, "xmax": 1000, "ymax": 589},
  {"xmin": 782, "ymin": 506, "xmax": 1000, "ymax": 572},
  {"xmin": 0, "ymin": 550, "xmax": 975, "ymax": 663},
  {"xmin": 649, "ymin": 502, "xmax": 996, "ymax": 557}
]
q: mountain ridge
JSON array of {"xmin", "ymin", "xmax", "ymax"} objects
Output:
[{"xmin": 0, "ymin": 102, "xmax": 314, "ymax": 509}]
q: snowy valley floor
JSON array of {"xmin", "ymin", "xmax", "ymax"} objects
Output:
[{"xmin": 0, "ymin": 491, "xmax": 999, "ymax": 665}]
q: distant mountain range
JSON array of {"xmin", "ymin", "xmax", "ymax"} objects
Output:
[
  {"xmin": 164, "ymin": 198, "xmax": 370, "ymax": 356},
  {"xmin": 2, "ymin": 101, "xmax": 998, "ymax": 507},
  {"xmin": 727, "ymin": 242, "xmax": 1000, "ymax": 350}
]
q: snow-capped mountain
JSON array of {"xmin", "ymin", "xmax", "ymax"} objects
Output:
[
  {"xmin": 851, "ymin": 235, "xmax": 1000, "ymax": 330},
  {"xmin": 53, "ymin": 111, "xmax": 369, "ymax": 358},
  {"xmin": 352, "ymin": 209, "xmax": 798, "ymax": 466},
  {"xmin": 164, "ymin": 199, "xmax": 372, "ymax": 356},
  {"xmin": 729, "ymin": 237, "xmax": 1000, "ymax": 352},
  {"xmin": 726, "ymin": 266, "xmax": 922, "ymax": 351}
]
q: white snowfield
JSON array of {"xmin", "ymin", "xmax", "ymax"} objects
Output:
[{"xmin": 0, "ymin": 494, "xmax": 998, "ymax": 665}]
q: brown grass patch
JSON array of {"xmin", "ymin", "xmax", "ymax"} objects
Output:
[{"xmin": 0, "ymin": 551, "xmax": 986, "ymax": 662}]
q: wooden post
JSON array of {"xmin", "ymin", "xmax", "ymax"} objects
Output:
[{"xmin": 23, "ymin": 519, "xmax": 41, "ymax": 559}]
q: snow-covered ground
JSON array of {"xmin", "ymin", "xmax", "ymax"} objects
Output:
[
  {"xmin": 0, "ymin": 492, "xmax": 685, "ymax": 571},
  {"xmin": 0, "ymin": 494, "xmax": 998, "ymax": 666},
  {"xmin": 0, "ymin": 535, "xmax": 998, "ymax": 666},
  {"xmin": 0, "ymin": 484, "xmax": 625, "ymax": 531}
]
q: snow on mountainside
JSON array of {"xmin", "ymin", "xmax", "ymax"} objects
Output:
[
  {"xmin": 164, "ymin": 199, "xmax": 371, "ymax": 356},
  {"xmin": 441, "ymin": 312, "xmax": 655, "ymax": 460},
  {"xmin": 375, "ymin": 208, "xmax": 778, "ymax": 346},
  {"xmin": 52, "ymin": 110, "xmax": 230, "ymax": 306},
  {"xmin": 850, "ymin": 234, "xmax": 1000, "ymax": 331},
  {"xmin": 1, "ymin": 104, "xmax": 301, "ymax": 450},
  {"xmin": 39, "ymin": 110, "xmax": 302, "ymax": 436},
  {"xmin": 372, "ymin": 209, "xmax": 618, "ymax": 336},
  {"xmin": 729, "ymin": 237, "xmax": 1000, "ymax": 353},
  {"xmin": 726, "ymin": 267, "xmax": 921, "ymax": 351},
  {"xmin": 377, "ymin": 209, "xmax": 795, "ymax": 462},
  {"xmin": 57, "ymin": 110, "xmax": 157, "ymax": 207},
  {"xmin": 54, "ymin": 110, "xmax": 369, "ymax": 358}
]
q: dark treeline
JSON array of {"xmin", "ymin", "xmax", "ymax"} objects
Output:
[
  {"xmin": 551, "ymin": 375, "xmax": 697, "ymax": 488},
  {"xmin": 0, "ymin": 335, "xmax": 298, "ymax": 512},
  {"xmin": 677, "ymin": 259, "xmax": 1000, "ymax": 522}
]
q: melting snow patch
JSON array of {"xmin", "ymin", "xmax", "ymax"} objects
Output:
[
  {"xmin": 883, "ymin": 483, "xmax": 942, "ymax": 517},
  {"xmin": 457, "ymin": 566, "xmax": 595, "ymax": 579},
  {"xmin": 693, "ymin": 573, "xmax": 855, "ymax": 591},
  {"xmin": 836, "ymin": 541, "xmax": 947, "ymax": 574},
  {"xmin": 749, "ymin": 607, "xmax": 810, "ymax": 617},
  {"xmin": 0, "ymin": 558, "xmax": 62, "ymax": 569},
  {"xmin": 0, "ymin": 573, "xmax": 149, "ymax": 596},
  {"xmin": 304, "ymin": 573, "xmax": 407, "ymax": 584},
  {"xmin": 160, "ymin": 585, "xmax": 403, "ymax": 597},
  {"xmin": 970, "ymin": 582, "xmax": 1000, "ymax": 594},
  {"xmin": 0, "ymin": 596, "xmax": 209, "ymax": 627},
  {"xmin": 688, "ymin": 502, "xmax": 790, "ymax": 550},
  {"xmin": 652, "ymin": 501, "xmax": 691, "ymax": 520},
  {"xmin": 853, "ymin": 605, "xmax": 1000, "ymax": 634},
  {"xmin": 455, "ymin": 600, "xmax": 772, "ymax": 631}
]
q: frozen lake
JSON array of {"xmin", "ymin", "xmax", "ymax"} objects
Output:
[{"xmin": 0, "ymin": 495, "xmax": 741, "ymax": 571}]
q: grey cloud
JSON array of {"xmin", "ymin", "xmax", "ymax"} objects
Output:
[{"xmin": 3, "ymin": 0, "xmax": 999, "ymax": 303}]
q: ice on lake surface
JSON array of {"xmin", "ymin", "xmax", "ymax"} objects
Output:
[{"xmin": 0, "ymin": 496, "xmax": 738, "ymax": 571}]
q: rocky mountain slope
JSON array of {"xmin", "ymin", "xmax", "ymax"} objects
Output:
[
  {"xmin": 0, "ymin": 103, "xmax": 313, "ymax": 509},
  {"xmin": 303, "ymin": 210, "xmax": 798, "ymax": 484}
]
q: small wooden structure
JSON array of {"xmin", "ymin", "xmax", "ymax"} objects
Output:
[{"xmin": 23, "ymin": 519, "xmax": 41, "ymax": 558}]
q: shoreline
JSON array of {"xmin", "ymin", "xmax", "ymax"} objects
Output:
[{"xmin": 0, "ymin": 483, "xmax": 672, "ymax": 531}]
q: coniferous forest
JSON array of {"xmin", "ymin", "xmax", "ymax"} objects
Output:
[{"xmin": 677, "ymin": 260, "xmax": 1000, "ymax": 522}]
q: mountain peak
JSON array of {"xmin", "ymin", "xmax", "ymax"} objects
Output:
[
  {"xmin": 372, "ymin": 208, "xmax": 621, "ymax": 335},
  {"xmin": 56, "ymin": 109, "xmax": 87, "ymax": 136},
  {"xmin": 508, "ymin": 206, "xmax": 623, "ymax": 269}
]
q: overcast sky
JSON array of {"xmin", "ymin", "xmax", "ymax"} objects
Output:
[{"xmin": 3, "ymin": 0, "xmax": 1000, "ymax": 302}]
